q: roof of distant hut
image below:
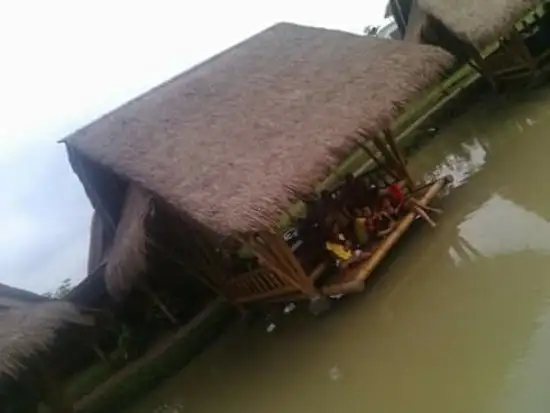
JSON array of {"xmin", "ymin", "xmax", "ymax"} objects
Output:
[
  {"xmin": 0, "ymin": 284, "xmax": 93, "ymax": 378},
  {"xmin": 64, "ymin": 22, "xmax": 453, "ymax": 237},
  {"xmin": 0, "ymin": 283, "xmax": 47, "ymax": 308},
  {"xmin": 417, "ymin": 0, "xmax": 540, "ymax": 48}
]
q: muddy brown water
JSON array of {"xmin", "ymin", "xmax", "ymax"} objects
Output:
[{"xmin": 126, "ymin": 87, "xmax": 550, "ymax": 413}]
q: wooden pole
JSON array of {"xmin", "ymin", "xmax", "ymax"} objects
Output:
[
  {"xmin": 90, "ymin": 342, "xmax": 115, "ymax": 371},
  {"xmin": 391, "ymin": 0, "xmax": 407, "ymax": 37},
  {"xmin": 469, "ymin": 48, "xmax": 500, "ymax": 91},
  {"xmin": 382, "ymin": 130, "xmax": 414, "ymax": 189},
  {"xmin": 140, "ymin": 283, "xmax": 178, "ymax": 325},
  {"xmin": 507, "ymin": 27, "xmax": 537, "ymax": 76},
  {"xmin": 261, "ymin": 231, "xmax": 317, "ymax": 296},
  {"xmin": 356, "ymin": 141, "xmax": 400, "ymax": 183},
  {"xmin": 247, "ymin": 235, "xmax": 306, "ymax": 295}
]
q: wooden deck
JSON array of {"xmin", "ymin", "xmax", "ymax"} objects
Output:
[
  {"xmin": 228, "ymin": 178, "xmax": 447, "ymax": 305},
  {"xmin": 320, "ymin": 178, "xmax": 446, "ymax": 297}
]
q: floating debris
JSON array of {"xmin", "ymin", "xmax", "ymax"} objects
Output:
[
  {"xmin": 266, "ymin": 323, "xmax": 277, "ymax": 333},
  {"xmin": 329, "ymin": 366, "xmax": 342, "ymax": 381},
  {"xmin": 283, "ymin": 303, "xmax": 296, "ymax": 314}
]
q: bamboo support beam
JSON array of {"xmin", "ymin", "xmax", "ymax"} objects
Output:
[
  {"xmin": 384, "ymin": 130, "xmax": 415, "ymax": 189},
  {"xmin": 140, "ymin": 283, "xmax": 178, "ymax": 325},
  {"xmin": 91, "ymin": 343, "xmax": 114, "ymax": 371},
  {"xmin": 356, "ymin": 141, "xmax": 399, "ymax": 183},
  {"xmin": 507, "ymin": 27, "xmax": 538, "ymax": 75},
  {"xmin": 261, "ymin": 231, "xmax": 317, "ymax": 296},
  {"xmin": 247, "ymin": 235, "xmax": 305, "ymax": 294}
]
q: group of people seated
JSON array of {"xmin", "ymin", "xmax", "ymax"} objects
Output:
[{"xmin": 298, "ymin": 172, "xmax": 441, "ymax": 270}]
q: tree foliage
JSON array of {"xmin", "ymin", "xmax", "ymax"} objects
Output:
[{"xmin": 43, "ymin": 278, "xmax": 73, "ymax": 300}]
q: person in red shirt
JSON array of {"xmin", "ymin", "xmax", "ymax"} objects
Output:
[{"xmin": 382, "ymin": 181, "xmax": 442, "ymax": 227}]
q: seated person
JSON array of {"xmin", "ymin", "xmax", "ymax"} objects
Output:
[
  {"xmin": 381, "ymin": 181, "xmax": 442, "ymax": 228},
  {"xmin": 341, "ymin": 173, "xmax": 378, "ymax": 216},
  {"xmin": 372, "ymin": 208, "xmax": 395, "ymax": 238},
  {"xmin": 380, "ymin": 196, "xmax": 402, "ymax": 220},
  {"xmin": 353, "ymin": 206, "xmax": 375, "ymax": 246},
  {"xmin": 324, "ymin": 229, "xmax": 370, "ymax": 269}
]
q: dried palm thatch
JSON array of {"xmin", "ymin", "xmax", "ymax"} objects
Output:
[
  {"xmin": 404, "ymin": 2, "xmax": 429, "ymax": 42},
  {"xmin": 64, "ymin": 23, "xmax": 454, "ymax": 236},
  {"xmin": 104, "ymin": 184, "xmax": 153, "ymax": 299},
  {"xmin": 0, "ymin": 295, "xmax": 94, "ymax": 378},
  {"xmin": 418, "ymin": 0, "xmax": 540, "ymax": 48}
]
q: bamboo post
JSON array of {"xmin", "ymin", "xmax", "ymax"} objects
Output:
[
  {"xmin": 261, "ymin": 231, "xmax": 317, "ymax": 296},
  {"xmin": 247, "ymin": 234, "xmax": 306, "ymax": 295},
  {"xmin": 469, "ymin": 48, "xmax": 500, "ymax": 91},
  {"xmin": 381, "ymin": 131, "xmax": 415, "ymax": 189},
  {"xmin": 140, "ymin": 283, "xmax": 178, "ymax": 325},
  {"xmin": 391, "ymin": 0, "xmax": 407, "ymax": 37},
  {"xmin": 357, "ymin": 141, "xmax": 399, "ymax": 183},
  {"xmin": 507, "ymin": 27, "xmax": 537, "ymax": 75},
  {"xmin": 90, "ymin": 342, "xmax": 113, "ymax": 370}
]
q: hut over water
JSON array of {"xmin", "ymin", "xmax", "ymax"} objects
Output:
[
  {"xmin": 64, "ymin": 23, "xmax": 454, "ymax": 305},
  {"xmin": 0, "ymin": 283, "xmax": 93, "ymax": 379},
  {"xmin": 387, "ymin": 0, "xmax": 549, "ymax": 86},
  {"xmin": 418, "ymin": 0, "xmax": 540, "ymax": 49}
]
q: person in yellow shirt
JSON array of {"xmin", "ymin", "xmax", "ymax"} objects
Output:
[{"xmin": 325, "ymin": 231, "xmax": 370, "ymax": 268}]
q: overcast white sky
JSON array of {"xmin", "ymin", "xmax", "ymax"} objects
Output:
[{"xmin": 0, "ymin": 0, "xmax": 388, "ymax": 293}]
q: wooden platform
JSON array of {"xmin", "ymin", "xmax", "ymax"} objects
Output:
[
  {"xmin": 230, "ymin": 178, "xmax": 447, "ymax": 305},
  {"xmin": 320, "ymin": 178, "xmax": 446, "ymax": 297}
]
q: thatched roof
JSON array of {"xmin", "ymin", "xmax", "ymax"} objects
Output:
[
  {"xmin": 65, "ymin": 23, "xmax": 453, "ymax": 236},
  {"xmin": 404, "ymin": 2, "xmax": 429, "ymax": 42},
  {"xmin": 104, "ymin": 184, "xmax": 153, "ymax": 299},
  {"xmin": 0, "ymin": 284, "xmax": 47, "ymax": 308},
  {"xmin": 418, "ymin": 0, "xmax": 540, "ymax": 48},
  {"xmin": 0, "ymin": 287, "xmax": 93, "ymax": 378}
]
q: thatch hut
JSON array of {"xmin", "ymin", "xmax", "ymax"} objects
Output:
[
  {"xmin": 417, "ymin": 0, "xmax": 540, "ymax": 50},
  {"xmin": 0, "ymin": 283, "xmax": 93, "ymax": 412},
  {"xmin": 63, "ymin": 23, "xmax": 454, "ymax": 306},
  {"xmin": 387, "ymin": 0, "xmax": 549, "ymax": 85}
]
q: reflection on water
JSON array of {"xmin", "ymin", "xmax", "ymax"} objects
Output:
[
  {"xmin": 458, "ymin": 194, "xmax": 550, "ymax": 259},
  {"xmin": 127, "ymin": 87, "xmax": 550, "ymax": 413}
]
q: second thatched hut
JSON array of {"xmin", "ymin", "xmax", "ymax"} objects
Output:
[{"xmin": 387, "ymin": 0, "xmax": 550, "ymax": 86}]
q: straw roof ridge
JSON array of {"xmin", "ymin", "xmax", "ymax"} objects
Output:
[
  {"xmin": 65, "ymin": 23, "xmax": 454, "ymax": 235},
  {"xmin": 418, "ymin": 0, "xmax": 540, "ymax": 48}
]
